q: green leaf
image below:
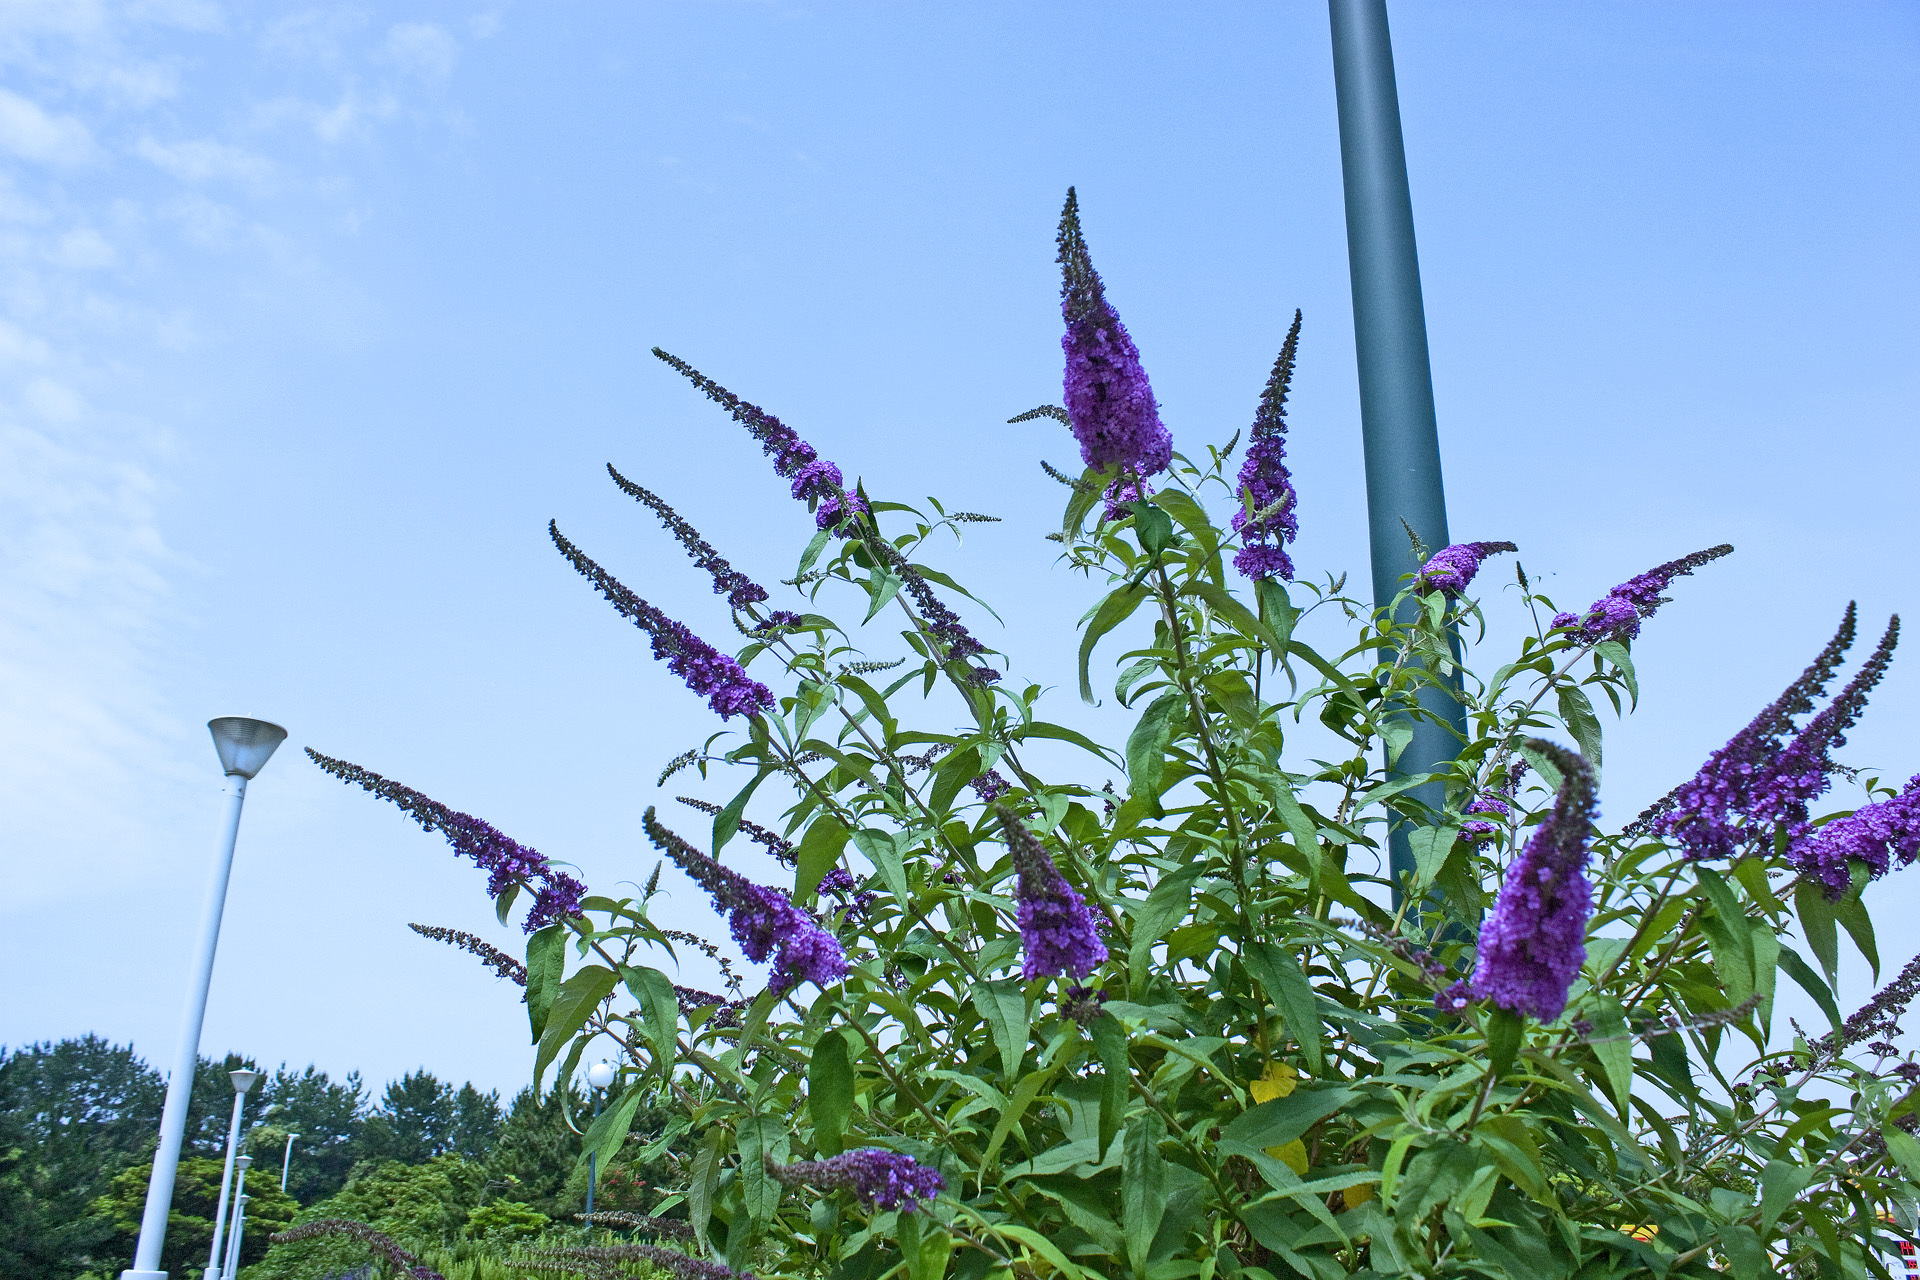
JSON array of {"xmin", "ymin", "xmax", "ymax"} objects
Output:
[
  {"xmin": 852, "ymin": 828, "xmax": 911, "ymax": 909},
  {"xmin": 1796, "ymin": 881, "xmax": 1841, "ymax": 984},
  {"xmin": 1125, "ymin": 692, "xmax": 1186, "ymax": 802},
  {"xmin": 1010, "ymin": 720, "xmax": 1123, "ymax": 765},
  {"xmin": 1885, "ymin": 1127, "xmax": 1920, "ymax": 1181},
  {"xmin": 1834, "ymin": 889, "xmax": 1880, "ymax": 982},
  {"xmin": 1696, "ymin": 865, "xmax": 1755, "ymax": 1003},
  {"xmin": 736, "ymin": 1113, "xmax": 787, "ymax": 1228},
  {"xmin": 1090, "ymin": 1013, "xmax": 1129, "ymax": 1160},
  {"xmin": 1719, "ymin": 1225, "xmax": 1764, "ymax": 1280},
  {"xmin": 930, "ymin": 746, "xmax": 983, "ymax": 816},
  {"xmin": 1241, "ymin": 942, "xmax": 1325, "ymax": 1076},
  {"xmin": 1760, "ymin": 1158, "xmax": 1812, "ymax": 1232},
  {"xmin": 1407, "ymin": 824, "xmax": 1460, "ymax": 894},
  {"xmin": 1485, "ymin": 1007, "xmax": 1524, "ymax": 1079},
  {"xmin": 1121, "ymin": 1111, "xmax": 1168, "ymax": 1278},
  {"xmin": 808, "ymin": 1030, "xmax": 855, "ymax": 1156},
  {"xmin": 1594, "ymin": 640, "xmax": 1638, "ymax": 707},
  {"xmin": 1256, "ymin": 577, "xmax": 1298, "ymax": 650},
  {"xmin": 1218, "ymin": 1084, "xmax": 1355, "ymax": 1153},
  {"xmin": 578, "ymin": 1086, "xmax": 645, "ymax": 1179},
  {"xmin": 1556, "ymin": 685, "xmax": 1604, "ymax": 768},
  {"xmin": 688, "ymin": 1126, "xmax": 724, "ymax": 1250},
  {"xmin": 1182, "ymin": 579, "xmax": 1275, "ymax": 650},
  {"xmin": 795, "ymin": 528, "xmax": 831, "ymax": 577},
  {"xmin": 1134, "ymin": 502, "xmax": 1176, "ymax": 555},
  {"xmin": 973, "ymin": 980, "xmax": 1030, "ymax": 1080},
  {"xmin": 714, "ymin": 768, "xmax": 772, "ymax": 854},
  {"xmin": 524, "ymin": 925, "xmax": 566, "ymax": 1044},
  {"xmin": 494, "ymin": 882, "xmax": 519, "ymax": 928},
  {"xmin": 534, "ymin": 965, "xmax": 619, "ymax": 1091},
  {"xmin": 863, "ymin": 568, "xmax": 904, "ymax": 622},
  {"xmin": 1079, "ymin": 583, "xmax": 1150, "ymax": 704},
  {"xmin": 1778, "ymin": 945, "xmax": 1842, "ymax": 1035},
  {"xmin": 1127, "ymin": 864, "xmax": 1203, "ymax": 999},
  {"xmin": 1587, "ymin": 995, "xmax": 1633, "ymax": 1112},
  {"xmin": 983, "ymin": 1069, "xmax": 1054, "ymax": 1172},
  {"xmin": 794, "ymin": 815, "xmax": 851, "ymax": 900},
  {"xmin": 621, "ymin": 964, "xmax": 682, "ymax": 1069}
]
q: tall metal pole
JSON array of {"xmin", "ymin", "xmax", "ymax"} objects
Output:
[
  {"xmin": 1329, "ymin": 0, "xmax": 1465, "ymax": 892},
  {"xmin": 281, "ymin": 1133, "xmax": 299, "ymax": 1193},
  {"xmin": 124, "ymin": 718, "xmax": 285, "ymax": 1280},
  {"xmin": 207, "ymin": 1073, "xmax": 258, "ymax": 1278}
]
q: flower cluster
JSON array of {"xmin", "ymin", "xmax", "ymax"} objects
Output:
[
  {"xmin": 672, "ymin": 984, "xmax": 743, "ymax": 1029},
  {"xmin": 1056, "ymin": 188, "xmax": 1171, "ymax": 480},
  {"xmin": 1417, "ymin": 540, "xmax": 1518, "ymax": 597},
  {"xmin": 766, "ymin": 1149, "xmax": 946, "ymax": 1212},
  {"xmin": 1789, "ymin": 774, "xmax": 1920, "ymax": 897},
  {"xmin": 643, "ymin": 808, "xmax": 847, "ymax": 993},
  {"xmin": 1102, "ymin": 475, "xmax": 1152, "ymax": 524},
  {"xmin": 997, "ymin": 805, "xmax": 1107, "ymax": 981},
  {"xmin": 408, "ymin": 923, "xmax": 528, "ymax": 984},
  {"xmin": 818, "ymin": 867, "xmax": 878, "ymax": 918},
  {"xmin": 607, "ymin": 465, "xmax": 770, "ymax": 609},
  {"xmin": 1461, "ymin": 760, "xmax": 1527, "ymax": 844},
  {"xmin": 1742, "ymin": 616, "xmax": 1899, "ymax": 830},
  {"xmin": 653, "ymin": 348, "xmax": 867, "ymax": 535},
  {"xmin": 1551, "ymin": 544, "xmax": 1733, "ymax": 643},
  {"xmin": 271, "ymin": 1220, "xmax": 445, "ymax": 1280},
  {"xmin": 676, "ymin": 795, "xmax": 797, "ymax": 865},
  {"xmin": 870, "ymin": 538, "xmax": 1000, "ymax": 685},
  {"xmin": 307, "ymin": 751, "xmax": 586, "ymax": 932},
  {"xmin": 1231, "ymin": 311, "xmax": 1302, "ymax": 582},
  {"xmin": 523, "ymin": 1245, "xmax": 753, "ymax": 1280},
  {"xmin": 550, "ymin": 522, "xmax": 775, "ymax": 720},
  {"xmin": 1468, "ymin": 740, "xmax": 1600, "ymax": 1023},
  {"xmin": 970, "ymin": 770, "xmax": 1009, "ymax": 802}
]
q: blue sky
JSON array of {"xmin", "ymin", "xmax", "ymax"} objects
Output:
[{"xmin": 0, "ymin": 1, "xmax": 1915, "ymax": 1101}]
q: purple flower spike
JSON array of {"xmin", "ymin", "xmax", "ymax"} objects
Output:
[
  {"xmin": 1231, "ymin": 311, "xmax": 1302, "ymax": 582},
  {"xmin": 970, "ymin": 771, "xmax": 1010, "ymax": 802},
  {"xmin": 1057, "ymin": 189, "xmax": 1171, "ymax": 480},
  {"xmin": 1745, "ymin": 616, "xmax": 1899, "ymax": 830},
  {"xmin": 996, "ymin": 804, "xmax": 1107, "ymax": 981},
  {"xmin": 307, "ymin": 751, "xmax": 587, "ymax": 933},
  {"xmin": 1559, "ymin": 544, "xmax": 1733, "ymax": 643},
  {"xmin": 1790, "ymin": 775, "xmax": 1920, "ymax": 898},
  {"xmin": 653, "ymin": 348, "xmax": 867, "ymax": 537},
  {"xmin": 1640, "ymin": 605, "xmax": 1858, "ymax": 856},
  {"xmin": 768, "ymin": 1149, "xmax": 945, "ymax": 1213},
  {"xmin": 606, "ymin": 466, "xmax": 770, "ymax": 610},
  {"xmin": 643, "ymin": 809, "xmax": 848, "ymax": 993},
  {"xmin": 551, "ymin": 522, "xmax": 775, "ymax": 721},
  {"xmin": 1469, "ymin": 740, "xmax": 1599, "ymax": 1023},
  {"xmin": 1417, "ymin": 541, "xmax": 1518, "ymax": 598}
]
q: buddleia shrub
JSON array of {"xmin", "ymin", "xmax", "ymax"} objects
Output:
[{"xmin": 315, "ymin": 191, "xmax": 1920, "ymax": 1280}]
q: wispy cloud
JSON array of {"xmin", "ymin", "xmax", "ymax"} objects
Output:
[{"xmin": 0, "ymin": 87, "xmax": 97, "ymax": 164}]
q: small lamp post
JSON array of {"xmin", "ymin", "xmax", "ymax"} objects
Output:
[
  {"xmin": 220, "ymin": 1157, "xmax": 252, "ymax": 1280},
  {"xmin": 122, "ymin": 717, "xmax": 286, "ymax": 1280},
  {"xmin": 280, "ymin": 1133, "xmax": 300, "ymax": 1193},
  {"xmin": 207, "ymin": 1070, "xmax": 260, "ymax": 1278},
  {"xmin": 584, "ymin": 1060, "xmax": 617, "ymax": 1220}
]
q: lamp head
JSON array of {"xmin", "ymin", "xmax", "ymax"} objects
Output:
[
  {"xmin": 230, "ymin": 1069, "xmax": 260, "ymax": 1094},
  {"xmin": 236, "ymin": 1156, "xmax": 253, "ymax": 1171},
  {"xmin": 586, "ymin": 1060, "xmax": 617, "ymax": 1090},
  {"xmin": 208, "ymin": 718, "xmax": 288, "ymax": 779}
]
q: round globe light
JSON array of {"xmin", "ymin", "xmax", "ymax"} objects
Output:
[{"xmin": 586, "ymin": 1060, "xmax": 617, "ymax": 1090}]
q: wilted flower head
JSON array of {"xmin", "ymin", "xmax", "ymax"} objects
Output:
[
  {"xmin": 1552, "ymin": 544, "xmax": 1733, "ymax": 643},
  {"xmin": 1469, "ymin": 740, "xmax": 1599, "ymax": 1023},
  {"xmin": 1789, "ymin": 774, "xmax": 1920, "ymax": 897},
  {"xmin": 653, "ymin": 348, "xmax": 867, "ymax": 536},
  {"xmin": 1417, "ymin": 541, "xmax": 1518, "ymax": 597},
  {"xmin": 606, "ymin": 466, "xmax": 770, "ymax": 610},
  {"xmin": 1231, "ymin": 311, "xmax": 1302, "ymax": 582},
  {"xmin": 643, "ymin": 808, "xmax": 847, "ymax": 993},
  {"xmin": 767, "ymin": 1149, "xmax": 945, "ymax": 1212},
  {"xmin": 1057, "ymin": 188, "xmax": 1171, "ymax": 480},
  {"xmin": 308, "ymin": 751, "xmax": 585, "ymax": 933},
  {"xmin": 550, "ymin": 522, "xmax": 775, "ymax": 721},
  {"xmin": 996, "ymin": 804, "xmax": 1107, "ymax": 980}
]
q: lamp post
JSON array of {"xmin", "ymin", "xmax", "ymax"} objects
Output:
[
  {"xmin": 206, "ymin": 1070, "xmax": 260, "ymax": 1279},
  {"xmin": 280, "ymin": 1133, "xmax": 299, "ymax": 1194},
  {"xmin": 584, "ymin": 1060, "xmax": 616, "ymax": 1221},
  {"xmin": 1328, "ymin": 0, "xmax": 1465, "ymax": 894},
  {"xmin": 121, "ymin": 717, "xmax": 287, "ymax": 1280},
  {"xmin": 221, "ymin": 1177, "xmax": 250, "ymax": 1280}
]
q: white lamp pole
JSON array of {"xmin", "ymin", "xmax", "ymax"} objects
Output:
[
  {"xmin": 280, "ymin": 1133, "xmax": 300, "ymax": 1193},
  {"xmin": 122, "ymin": 718, "xmax": 287, "ymax": 1280},
  {"xmin": 221, "ymin": 1178, "xmax": 250, "ymax": 1280},
  {"xmin": 206, "ymin": 1071, "xmax": 260, "ymax": 1277},
  {"xmin": 583, "ymin": 1060, "xmax": 616, "ymax": 1222}
]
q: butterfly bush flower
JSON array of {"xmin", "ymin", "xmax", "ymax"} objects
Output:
[
  {"xmin": 551, "ymin": 522, "xmax": 774, "ymax": 720},
  {"xmin": 1231, "ymin": 311, "xmax": 1303, "ymax": 581},
  {"xmin": 1056, "ymin": 188, "xmax": 1171, "ymax": 480},
  {"xmin": 652, "ymin": 348, "xmax": 869, "ymax": 535},
  {"xmin": 1642, "ymin": 606, "xmax": 1859, "ymax": 857},
  {"xmin": 1468, "ymin": 740, "xmax": 1599, "ymax": 1023},
  {"xmin": 996, "ymin": 804, "xmax": 1107, "ymax": 980},
  {"xmin": 1417, "ymin": 541, "xmax": 1518, "ymax": 598},
  {"xmin": 643, "ymin": 808, "xmax": 847, "ymax": 994},
  {"xmin": 272, "ymin": 1220, "xmax": 446, "ymax": 1280},
  {"xmin": 1102, "ymin": 475, "xmax": 1153, "ymax": 523},
  {"xmin": 1551, "ymin": 544, "xmax": 1733, "ymax": 643},
  {"xmin": 606, "ymin": 465, "xmax": 770, "ymax": 609},
  {"xmin": 970, "ymin": 770, "xmax": 1009, "ymax": 802},
  {"xmin": 1461, "ymin": 761, "xmax": 1527, "ymax": 844},
  {"xmin": 767, "ymin": 1149, "xmax": 945, "ymax": 1212},
  {"xmin": 308, "ymin": 751, "xmax": 585, "ymax": 932}
]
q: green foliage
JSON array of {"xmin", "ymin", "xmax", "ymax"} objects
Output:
[
  {"xmin": 89, "ymin": 1156, "xmax": 298, "ymax": 1279},
  {"xmin": 355, "ymin": 1072, "xmax": 504, "ymax": 1168},
  {"xmin": 490, "ymin": 349, "xmax": 1920, "ymax": 1280},
  {"xmin": 463, "ymin": 1199, "xmax": 550, "ymax": 1242}
]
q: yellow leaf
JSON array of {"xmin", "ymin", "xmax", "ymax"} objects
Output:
[
  {"xmin": 1263, "ymin": 1138, "xmax": 1309, "ymax": 1174},
  {"xmin": 1249, "ymin": 1061, "xmax": 1298, "ymax": 1104},
  {"xmin": 1341, "ymin": 1182, "xmax": 1374, "ymax": 1210}
]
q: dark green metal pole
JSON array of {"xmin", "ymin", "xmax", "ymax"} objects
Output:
[{"xmin": 1329, "ymin": 0, "xmax": 1466, "ymax": 893}]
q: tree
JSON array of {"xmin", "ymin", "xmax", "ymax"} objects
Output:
[
  {"xmin": 252, "ymin": 1065, "xmax": 366, "ymax": 1205},
  {"xmin": 90, "ymin": 1156, "xmax": 297, "ymax": 1278},
  {"xmin": 483, "ymin": 1086, "xmax": 584, "ymax": 1219}
]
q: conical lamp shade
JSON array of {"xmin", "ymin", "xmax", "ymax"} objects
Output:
[{"xmin": 208, "ymin": 718, "xmax": 288, "ymax": 779}]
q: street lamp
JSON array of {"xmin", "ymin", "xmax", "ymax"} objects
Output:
[
  {"xmin": 207, "ymin": 1070, "xmax": 260, "ymax": 1278},
  {"xmin": 584, "ymin": 1060, "xmax": 617, "ymax": 1220},
  {"xmin": 121, "ymin": 717, "xmax": 286, "ymax": 1280},
  {"xmin": 220, "ymin": 1167, "xmax": 250, "ymax": 1280},
  {"xmin": 281, "ymin": 1133, "xmax": 300, "ymax": 1193}
]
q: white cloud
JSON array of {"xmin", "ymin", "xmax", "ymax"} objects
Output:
[
  {"xmin": 0, "ymin": 87, "xmax": 95, "ymax": 165},
  {"xmin": 50, "ymin": 226, "xmax": 114, "ymax": 268},
  {"xmin": 383, "ymin": 21, "xmax": 456, "ymax": 83},
  {"xmin": 136, "ymin": 134, "xmax": 273, "ymax": 186}
]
